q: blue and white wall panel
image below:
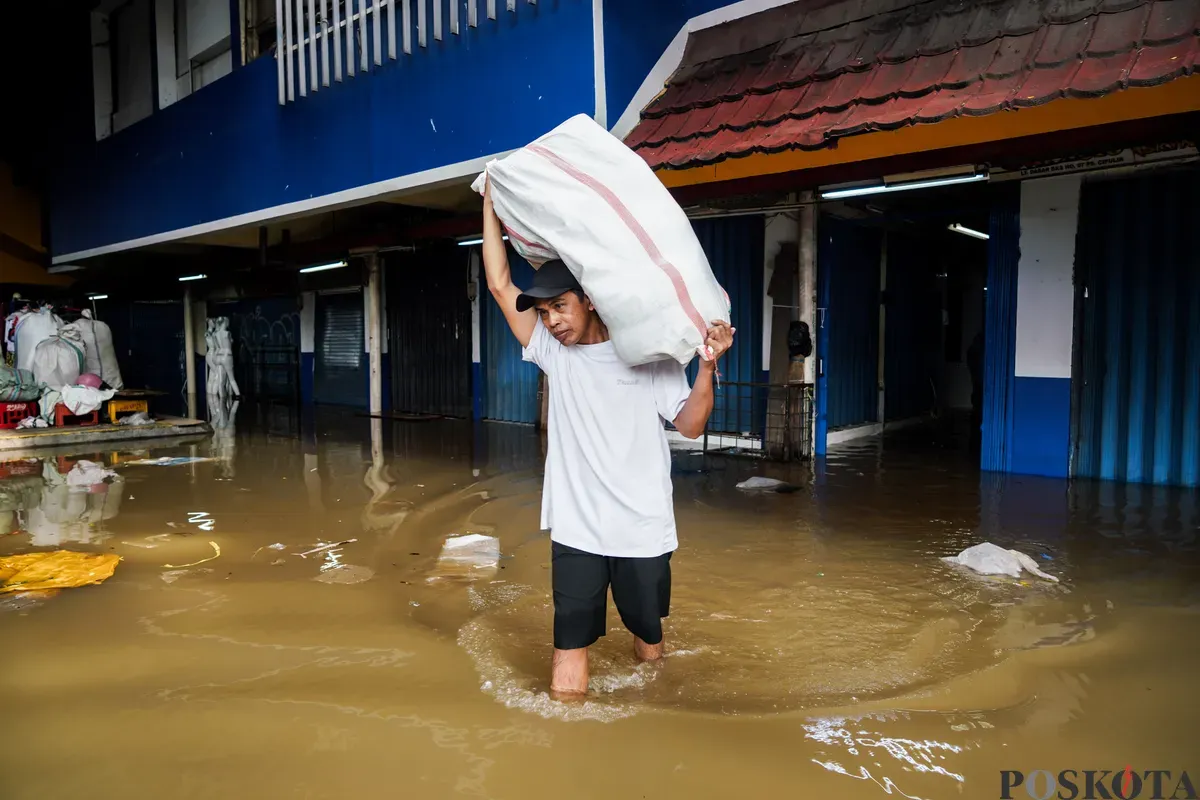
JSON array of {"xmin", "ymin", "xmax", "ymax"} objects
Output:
[
  {"xmin": 1010, "ymin": 176, "xmax": 1081, "ymax": 479},
  {"xmin": 52, "ymin": 1, "xmax": 599, "ymax": 262}
]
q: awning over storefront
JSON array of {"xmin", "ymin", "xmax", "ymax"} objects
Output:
[{"xmin": 625, "ymin": 0, "xmax": 1199, "ymax": 176}]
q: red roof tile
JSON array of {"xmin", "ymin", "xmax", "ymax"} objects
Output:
[{"xmin": 626, "ymin": 0, "xmax": 1200, "ymax": 170}]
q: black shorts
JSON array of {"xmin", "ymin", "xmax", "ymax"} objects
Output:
[{"xmin": 551, "ymin": 541, "xmax": 672, "ymax": 650}]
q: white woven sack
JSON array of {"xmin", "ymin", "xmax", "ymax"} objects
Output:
[
  {"xmin": 15, "ymin": 307, "xmax": 62, "ymax": 373},
  {"xmin": 472, "ymin": 114, "xmax": 730, "ymax": 366},
  {"xmin": 31, "ymin": 328, "xmax": 85, "ymax": 391}
]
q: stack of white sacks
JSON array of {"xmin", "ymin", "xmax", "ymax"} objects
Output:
[{"xmin": 5, "ymin": 307, "xmax": 124, "ymax": 421}]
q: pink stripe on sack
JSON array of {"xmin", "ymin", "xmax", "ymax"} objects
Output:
[
  {"xmin": 502, "ymin": 223, "xmax": 554, "ymax": 256},
  {"xmin": 525, "ymin": 144, "xmax": 710, "ymax": 346}
]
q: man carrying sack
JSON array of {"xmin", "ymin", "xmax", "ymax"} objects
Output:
[{"xmin": 481, "ymin": 179, "xmax": 734, "ymax": 697}]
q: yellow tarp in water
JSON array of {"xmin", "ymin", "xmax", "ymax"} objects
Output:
[{"xmin": 0, "ymin": 551, "xmax": 121, "ymax": 593}]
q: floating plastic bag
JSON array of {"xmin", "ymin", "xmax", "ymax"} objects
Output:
[
  {"xmin": 735, "ymin": 476, "xmax": 799, "ymax": 493},
  {"xmin": 14, "ymin": 307, "xmax": 62, "ymax": 373},
  {"xmin": 472, "ymin": 114, "xmax": 731, "ymax": 366},
  {"xmin": 31, "ymin": 328, "xmax": 85, "ymax": 390},
  {"xmin": 0, "ymin": 551, "xmax": 121, "ymax": 593},
  {"xmin": 942, "ymin": 542, "xmax": 1059, "ymax": 583},
  {"xmin": 430, "ymin": 533, "xmax": 500, "ymax": 581},
  {"xmin": 66, "ymin": 311, "xmax": 123, "ymax": 390}
]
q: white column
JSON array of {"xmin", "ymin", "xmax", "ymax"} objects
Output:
[
  {"xmin": 797, "ymin": 190, "xmax": 817, "ymax": 385},
  {"xmin": 91, "ymin": 12, "xmax": 113, "ymax": 140},
  {"xmin": 365, "ymin": 253, "xmax": 383, "ymax": 415},
  {"xmin": 184, "ymin": 288, "xmax": 197, "ymax": 419},
  {"xmin": 1016, "ymin": 176, "xmax": 1082, "ymax": 380},
  {"xmin": 796, "ymin": 190, "xmax": 818, "ymax": 459},
  {"xmin": 154, "ymin": 0, "xmax": 179, "ymax": 109}
]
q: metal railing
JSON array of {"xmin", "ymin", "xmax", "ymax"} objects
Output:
[
  {"xmin": 675, "ymin": 381, "xmax": 813, "ymax": 462},
  {"xmin": 276, "ymin": 0, "xmax": 535, "ymax": 105}
]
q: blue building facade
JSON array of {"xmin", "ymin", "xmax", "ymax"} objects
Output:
[{"xmin": 45, "ymin": 0, "xmax": 1200, "ymax": 489}]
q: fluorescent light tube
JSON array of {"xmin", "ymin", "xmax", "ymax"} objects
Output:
[
  {"xmin": 457, "ymin": 235, "xmax": 509, "ymax": 246},
  {"xmin": 820, "ymin": 172, "xmax": 989, "ymax": 200},
  {"xmin": 300, "ymin": 260, "xmax": 349, "ymax": 273},
  {"xmin": 948, "ymin": 223, "xmax": 989, "ymax": 240},
  {"xmin": 178, "ymin": 274, "xmax": 207, "ymax": 282},
  {"xmin": 88, "ymin": 294, "xmax": 109, "ymax": 300}
]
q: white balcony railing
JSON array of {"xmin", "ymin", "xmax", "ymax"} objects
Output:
[{"xmin": 276, "ymin": 0, "xmax": 536, "ymax": 105}]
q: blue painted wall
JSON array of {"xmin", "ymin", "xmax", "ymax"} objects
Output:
[
  {"xmin": 1012, "ymin": 376, "xmax": 1071, "ymax": 478},
  {"xmin": 601, "ymin": 0, "xmax": 735, "ymax": 127},
  {"xmin": 102, "ymin": 300, "xmax": 188, "ymax": 416},
  {"xmin": 1073, "ymin": 167, "xmax": 1200, "ymax": 488},
  {"xmin": 819, "ymin": 215, "xmax": 881, "ymax": 431},
  {"xmin": 483, "ymin": 250, "xmax": 541, "ymax": 424},
  {"xmin": 981, "ymin": 185, "xmax": 1020, "ymax": 474},
  {"xmin": 50, "ymin": 1, "xmax": 596, "ymax": 258},
  {"xmin": 688, "ymin": 215, "xmax": 765, "ymax": 435}
]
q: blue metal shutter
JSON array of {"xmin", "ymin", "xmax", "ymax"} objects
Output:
[
  {"xmin": 483, "ymin": 251, "xmax": 541, "ymax": 424},
  {"xmin": 689, "ymin": 215, "xmax": 765, "ymax": 435},
  {"xmin": 980, "ymin": 184, "xmax": 1020, "ymax": 474},
  {"xmin": 819, "ymin": 215, "xmax": 881, "ymax": 430},
  {"xmin": 1073, "ymin": 167, "xmax": 1200, "ymax": 487}
]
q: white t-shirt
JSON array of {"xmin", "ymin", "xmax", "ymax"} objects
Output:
[{"xmin": 522, "ymin": 319, "xmax": 692, "ymax": 558}]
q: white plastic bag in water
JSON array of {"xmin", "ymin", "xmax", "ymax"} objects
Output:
[
  {"xmin": 472, "ymin": 114, "xmax": 730, "ymax": 367},
  {"xmin": 430, "ymin": 533, "xmax": 500, "ymax": 581},
  {"xmin": 942, "ymin": 542, "xmax": 1059, "ymax": 582}
]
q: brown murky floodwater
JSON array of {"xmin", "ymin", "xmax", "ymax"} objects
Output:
[{"xmin": 1, "ymin": 408, "xmax": 1198, "ymax": 799}]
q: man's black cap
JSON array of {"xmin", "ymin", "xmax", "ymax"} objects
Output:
[{"xmin": 515, "ymin": 259, "xmax": 583, "ymax": 312}]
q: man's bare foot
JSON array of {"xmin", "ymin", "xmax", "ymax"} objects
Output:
[
  {"xmin": 634, "ymin": 636, "xmax": 664, "ymax": 662},
  {"xmin": 550, "ymin": 647, "xmax": 588, "ymax": 697}
]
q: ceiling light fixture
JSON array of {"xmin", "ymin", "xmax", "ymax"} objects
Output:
[
  {"xmin": 88, "ymin": 294, "xmax": 109, "ymax": 300},
  {"xmin": 457, "ymin": 235, "xmax": 508, "ymax": 246},
  {"xmin": 820, "ymin": 170, "xmax": 989, "ymax": 200},
  {"xmin": 299, "ymin": 260, "xmax": 349, "ymax": 274},
  {"xmin": 178, "ymin": 274, "xmax": 207, "ymax": 282},
  {"xmin": 948, "ymin": 223, "xmax": 990, "ymax": 240}
]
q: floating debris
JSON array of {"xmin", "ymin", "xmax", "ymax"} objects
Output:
[
  {"xmin": 313, "ymin": 565, "xmax": 375, "ymax": 585},
  {"xmin": 735, "ymin": 477, "xmax": 799, "ymax": 493},
  {"xmin": 0, "ymin": 551, "xmax": 121, "ymax": 593},
  {"xmin": 163, "ymin": 541, "xmax": 221, "ymax": 569},
  {"xmin": 122, "ymin": 456, "xmax": 216, "ymax": 467},
  {"xmin": 297, "ymin": 539, "xmax": 357, "ymax": 558},
  {"xmin": 942, "ymin": 542, "xmax": 1059, "ymax": 583}
]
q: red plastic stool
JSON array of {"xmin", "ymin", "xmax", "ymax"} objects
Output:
[
  {"xmin": 0, "ymin": 401, "xmax": 37, "ymax": 430},
  {"xmin": 54, "ymin": 404, "xmax": 100, "ymax": 428}
]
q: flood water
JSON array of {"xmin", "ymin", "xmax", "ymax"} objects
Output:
[{"xmin": 1, "ymin": 405, "xmax": 1197, "ymax": 799}]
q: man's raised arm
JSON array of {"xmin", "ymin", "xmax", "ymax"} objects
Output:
[{"xmin": 482, "ymin": 179, "xmax": 536, "ymax": 348}]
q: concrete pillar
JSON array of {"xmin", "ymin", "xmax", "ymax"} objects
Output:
[
  {"xmin": 469, "ymin": 249, "xmax": 484, "ymax": 420},
  {"xmin": 796, "ymin": 190, "xmax": 819, "ymax": 456},
  {"xmin": 1010, "ymin": 175, "xmax": 1081, "ymax": 478},
  {"xmin": 300, "ymin": 290, "xmax": 316, "ymax": 405},
  {"xmin": 365, "ymin": 253, "xmax": 384, "ymax": 416},
  {"xmin": 183, "ymin": 288, "xmax": 197, "ymax": 419}
]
